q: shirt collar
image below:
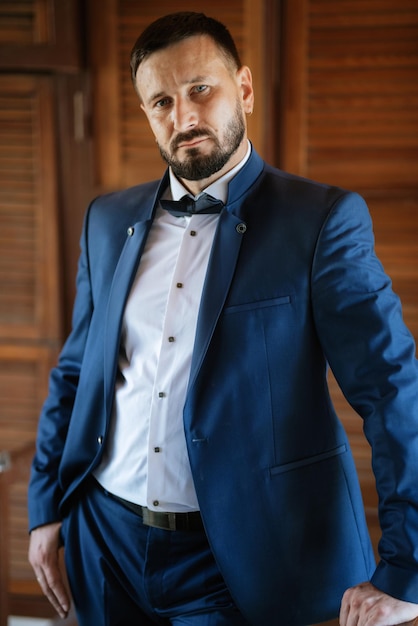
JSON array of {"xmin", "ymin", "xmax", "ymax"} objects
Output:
[{"xmin": 168, "ymin": 140, "xmax": 252, "ymax": 204}]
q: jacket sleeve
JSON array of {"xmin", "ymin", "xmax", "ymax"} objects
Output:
[
  {"xmin": 28, "ymin": 203, "xmax": 95, "ymax": 531},
  {"xmin": 312, "ymin": 190, "xmax": 418, "ymax": 601}
]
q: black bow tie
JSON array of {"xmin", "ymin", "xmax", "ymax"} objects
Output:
[{"xmin": 160, "ymin": 193, "xmax": 224, "ymax": 217}]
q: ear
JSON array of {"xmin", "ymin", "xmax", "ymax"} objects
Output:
[
  {"xmin": 139, "ymin": 100, "xmax": 152, "ymax": 122},
  {"xmin": 237, "ymin": 65, "xmax": 254, "ymax": 115}
]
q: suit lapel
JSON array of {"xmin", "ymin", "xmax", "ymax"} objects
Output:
[
  {"xmin": 188, "ymin": 209, "xmax": 246, "ymax": 392},
  {"xmin": 187, "ymin": 147, "xmax": 264, "ymax": 391},
  {"xmin": 103, "ymin": 218, "xmax": 152, "ymax": 413},
  {"xmin": 102, "ymin": 172, "xmax": 171, "ymax": 413}
]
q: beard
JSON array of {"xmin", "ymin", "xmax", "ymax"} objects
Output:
[{"xmin": 158, "ymin": 101, "xmax": 246, "ymax": 181}]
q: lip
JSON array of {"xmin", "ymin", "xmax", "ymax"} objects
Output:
[{"xmin": 178, "ymin": 136, "xmax": 209, "ymax": 149}]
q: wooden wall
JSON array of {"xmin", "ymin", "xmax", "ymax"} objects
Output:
[
  {"xmin": 279, "ymin": 0, "xmax": 418, "ymax": 567},
  {"xmin": 0, "ymin": 0, "xmax": 417, "ymax": 623},
  {"xmin": 0, "ymin": 1, "xmax": 88, "ymax": 621}
]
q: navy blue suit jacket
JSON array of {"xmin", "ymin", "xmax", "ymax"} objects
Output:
[{"xmin": 29, "ymin": 148, "xmax": 418, "ymax": 624}]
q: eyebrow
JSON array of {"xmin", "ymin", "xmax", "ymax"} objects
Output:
[{"xmin": 145, "ymin": 90, "xmax": 166, "ymax": 106}]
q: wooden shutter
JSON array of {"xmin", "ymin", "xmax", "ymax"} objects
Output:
[
  {"xmin": 0, "ymin": 74, "xmax": 61, "ymax": 446},
  {"xmin": 0, "ymin": 74, "xmax": 62, "ymax": 618},
  {"xmin": 89, "ymin": 0, "xmax": 267, "ymax": 191},
  {"xmin": 0, "ymin": 0, "xmax": 51, "ymax": 44},
  {"xmin": 0, "ymin": 0, "xmax": 81, "ymax": 71},
  {"xmin": 0, "ymin": 2, "xmax": 84, "ymax": 619},
  {"xmin": 280, "ymin": 0, "xmax": 418, "ymax": 565},
  {"xmin": 306, "ymin": 0, "xmax": 418, "ymax": 190}
]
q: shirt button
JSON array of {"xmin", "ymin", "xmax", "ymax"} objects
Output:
[
  {"xmin": 158, "ymin": 391, "xmax": 166, "ymax": 398},
  {"xmin": 190, "ymin": 230, "xmax": 197, "ymax": 236},
  {"xmin": 168, "ymin": 336, "xmax": 175, "ymax": 342},
  {"xmin": 176, "ymin": 282, "xmax": 183, "ymax": 288},
  {"xmin": 154, "ymin": 447, "xmax": 161, "ymax": 453},
  {"xmin": 153, "ymin": 500, "xmax": 159, "ymax": 507}
]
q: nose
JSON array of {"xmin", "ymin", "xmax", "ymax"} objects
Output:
[{"xmin": 172, "ymin": 97, "xmax": 198, "ymax": 132}]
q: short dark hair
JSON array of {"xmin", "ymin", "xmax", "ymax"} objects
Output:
[{"xmin": 130, "ymin": 12, "xmax": 242, "ymax": 83}]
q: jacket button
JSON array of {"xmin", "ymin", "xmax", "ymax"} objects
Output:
[
  {"xmin": 127, "ymin": 226, "xmax": 134, "ymax": 236},
  {"xmin": 97, "ymin": 436, "xmax": 103, "ymax": 445},
  {"xmin": 236, "ymin": 223, "xmax": 247, "ymax": 234}
]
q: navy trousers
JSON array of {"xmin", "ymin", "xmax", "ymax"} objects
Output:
[{"xmin": 61, "ymin": 480, "xmax": 249, "ymax": 626}]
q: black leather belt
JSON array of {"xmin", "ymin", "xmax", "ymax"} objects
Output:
[{"xmin": 93, "ymin": 479, "xmax": 204, "ymax": 532}]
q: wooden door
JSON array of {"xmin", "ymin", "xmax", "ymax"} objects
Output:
[
  {"xmin": 278, "ymin": 1, "xmax": 418, "ymax": 624},
  {"xmin": 0, "ymin": 1, "xmax": 88, "ymax": 621}
]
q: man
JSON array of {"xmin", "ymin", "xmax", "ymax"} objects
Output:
[{"xmin": 28, "ymin": 11, "xmax": 418, "ymax": 626}]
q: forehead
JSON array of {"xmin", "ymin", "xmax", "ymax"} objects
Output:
[{"xmin": 135, "ymin": 35, "xmax": 233, "ymax": 98}]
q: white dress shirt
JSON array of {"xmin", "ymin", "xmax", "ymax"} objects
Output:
[{"xmin": 94, "ymin": 143, "xmax": 251, "ymax": 511}]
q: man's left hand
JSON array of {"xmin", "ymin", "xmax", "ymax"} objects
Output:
[{"xmin": 340, "ymin": 582, "xmax": 418, "ymax": 626}]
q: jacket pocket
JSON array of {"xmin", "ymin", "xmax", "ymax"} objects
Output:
[
  {"xmin": 269, "ymin": 443, "xmax": 347, "ymax": 477},
  {"xmin": 223, "ymin": 295, "xmax": 291, "ymax": 315}
]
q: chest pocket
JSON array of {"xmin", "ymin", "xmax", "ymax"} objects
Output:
[{"xmin": 223, "ymin": 295, "xmax": 291, "ymax": 315}]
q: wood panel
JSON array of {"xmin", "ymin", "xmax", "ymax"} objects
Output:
[
  {"xmin": 0, "ymin": 345, "xmax": 54, "ymax": 451},
  {"xmin": 0, "ymin": 74, "xmax": 62, "ymax": 607},
  {"xmin": 0, "ymin": 443, "xmax": 59, "ymax": 625},
  {"xmin": 0, "ymin": 0, "xmax": 82, "ymax": 72},
  {"xmin": 0, "ymin": 75, "xmax": 61, "ymax": 341},
  {"xmin": 89, "ymin": 0, "xmax": 268, "ymax": 191},
  {"xmin": 0, "ymin": 72, "xmax": 63, "ymax": 624},
  {"xmin": 369, "ymin": 193, "xmax": 418, "ymax": 339},
  {"xmin": 0, "ymin": 0, "xmax": 50, "ymax": 44},
  {"xmin": 0, "ymin": 3, "xmax": 88, "ymax": 623},
  {"xmin": 279, "ymin": 0, "xmax": 418, "ymax": 588},
  {"xmin": 307, "ymin": 0, "xmax": 418, "ymax": 190}
]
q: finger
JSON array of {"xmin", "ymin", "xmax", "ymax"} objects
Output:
[
  {"xmin": 339, "ymin": 598, "xmax": 349, "ymax": 626},
  {"xmin": 35, "ymin": 569, "xmax": 70, "ymax": 619},
  {"xmin": 339, "ymin": 586, "xmax": 358, "ymax": 626}
]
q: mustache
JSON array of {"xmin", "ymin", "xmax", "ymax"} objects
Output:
[{"xmin": 170, "ymin": 128, "xmax": 215, "ymax": 151}]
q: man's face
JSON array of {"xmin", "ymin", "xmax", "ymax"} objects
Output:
[{"xmin": 135, "ymin": 35, "xmax": 254, "ymax": 191}]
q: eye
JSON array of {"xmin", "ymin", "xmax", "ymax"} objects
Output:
[
  {"xmin": 154, "ymin": 97, "xmax": 171, "ymax": 109},
  {"xmin": 193, "ymin": 85, "xmax": 208, "ymax": 94}
]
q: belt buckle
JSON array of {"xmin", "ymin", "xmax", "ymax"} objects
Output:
[
  {"xmin": 168, "ymin": 512, "xmax": 177, "ymax": 531},
  {"xmin": 142, "ymin": 507, "xmax": 173, "ymax": 531},
  {"xmin": 141, "ymin": 508, "xmax": 197, "ymax": 531}
]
